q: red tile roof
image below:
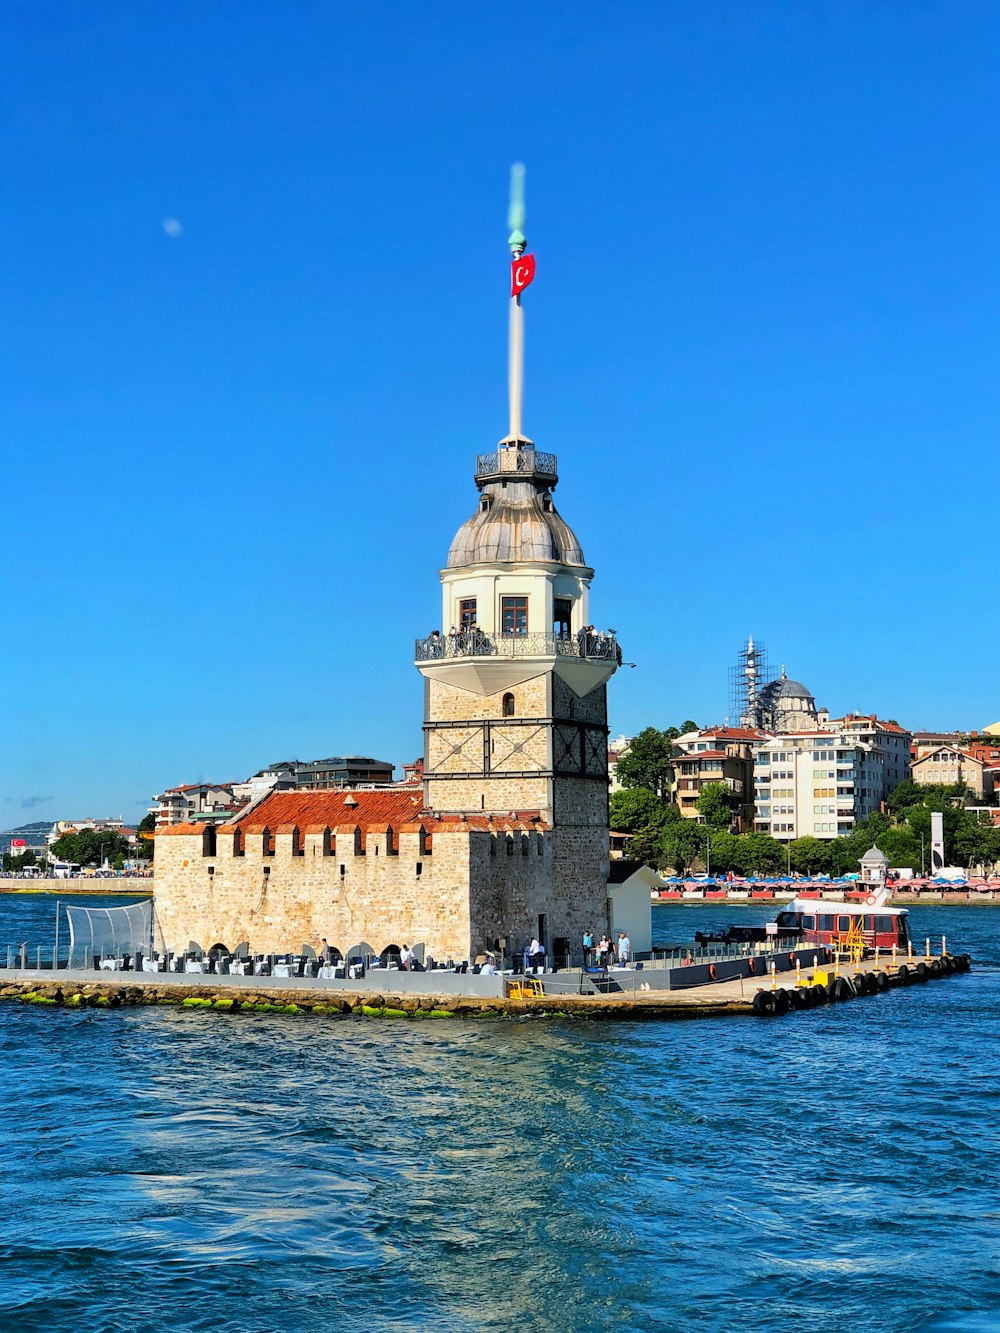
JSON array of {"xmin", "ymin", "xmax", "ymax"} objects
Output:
[
  {"xmin": 700, "ymin": 726, "xmax": 768, "ymax": 740},
  {"xmin": 234, "ymin": 788, "xmax": 425, "ymax": 831},
  {"xmin": 157, "ymin": 790, "xmax": 551, "ymax": 840},
  {"xmin": 827, "ymin": 714, "xmax": 910, "ymax": 735}
]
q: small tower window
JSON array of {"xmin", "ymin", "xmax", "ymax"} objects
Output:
[
  {"xmin": 460, "ymin": 598, "xmax": 477, "ymax": 630},
  {"xmin": 502, "ymin": 692, "xmax": 515, "ymax": 717},
  {"xmin": 553, "ymin": 597, "xmax": 572, "ymax": 640}
]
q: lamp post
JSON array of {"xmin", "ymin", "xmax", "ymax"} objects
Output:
[
  {"xmin": 921, "ymin": 832, "xmax": 925, "ymax": 878},
  {"xmin": 705, "ymin": 830, "xmax": 711, "ymax": 878}
]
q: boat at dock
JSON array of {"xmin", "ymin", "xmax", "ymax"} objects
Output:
[{"xmin": 772, "ymin": 892, "xmax": 911, "ymax": 952}]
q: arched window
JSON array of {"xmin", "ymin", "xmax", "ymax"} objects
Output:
[{"xmin": 502, "ymin": 692, "xmax": 515, "ymax": 717}]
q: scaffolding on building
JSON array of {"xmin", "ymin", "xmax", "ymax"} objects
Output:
[{"xmin": 728, "ymin": 637, "xmax": 777, "ymax": 729}]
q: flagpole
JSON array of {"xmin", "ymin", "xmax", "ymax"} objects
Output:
[
  {"xmin": 508, "ymin": 269, "xmax": 524, "ymax": 442},
  {"xmin": 507, "ymin": 163, "xmax": 527, "ymax": 444}
]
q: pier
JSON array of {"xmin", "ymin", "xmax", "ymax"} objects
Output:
[{"xmin": 0, "ymin": 949, "xmax": 970, "ymax": 1019}]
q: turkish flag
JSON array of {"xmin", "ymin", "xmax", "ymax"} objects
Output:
[{"xmin": 511, "ymin": 253, "xmax": 536, "ymax": 297}]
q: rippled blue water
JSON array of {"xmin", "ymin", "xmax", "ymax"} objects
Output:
[{"xmin": 0, "ymin": 894, "xmax": 998, "ymax": 1332}]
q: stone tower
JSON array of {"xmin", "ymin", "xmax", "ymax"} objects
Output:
[{"xmin": 414, "ymin": 171, "xmax": 618, "ymax": 947}]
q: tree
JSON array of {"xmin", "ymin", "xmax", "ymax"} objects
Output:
[
  {"xmin": 886, "ymin": 780, "xmax": 923, "ymax": 815},
  {"xmin": 628, "ymin": 825, "xmax": 666, "ymax": 870},
  {"xmin": 695, "ymin": 782, "xmax": 740, "ymax": 831},
  {"xmin": 951, "ymin": 810, "xmax": 1000, "ymax": 870},
  {"xmin": 615, "ymin": 728, "xmax": 676, "ymax": 799},
  {"xmin": 660, "ymin": 821, "xmax": 709, "ymax": 874},
  {"xmin": 2, "ymin": 849, "xmax": 40, "ymax": 873},
  {"xmin": 50, "ymin": 828, "xmax": 131, "ymax": 867},
  {"xmin": 877, "ymin": 825, "xmax": 921, "ymax": 872},
  {"xmin": 610, "ymin": 788, "xmax": 671, "ymax": 834},
  {"xmin": 136, "ymin": 813, "xmax": 156, "ymax": 862},
  {"xmin": 707, "ymin": 829, "xmax": 741, "ymax": 873},
  {"xmin": 787, "ymin": 837, "xmax": 832, "ymax": 875},
  {"xmin": 731, "ymin": 832, "xmax": 784, "ymax": 876}
]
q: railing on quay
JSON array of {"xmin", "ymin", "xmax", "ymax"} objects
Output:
[
  {"xmin": 415, "ymin": 629, "xmax": 620, "ymax": 663},
  {"xmin": 475, "ymin": 448, "xmax": 557, "ymax": 481}
]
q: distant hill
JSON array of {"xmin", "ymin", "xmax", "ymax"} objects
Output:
[{"xmin": 0, "ymin": 821, "xmax": 52, "ymax": 837}]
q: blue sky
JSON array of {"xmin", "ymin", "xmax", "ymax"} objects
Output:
[{"xmin": 3, "ymin": 1, "xmax": 998, "ymax": 822}]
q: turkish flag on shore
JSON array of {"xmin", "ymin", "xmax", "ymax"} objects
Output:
[{"xmin": 511, "ymin": 254, "xmax": 535, "ymax": 297}]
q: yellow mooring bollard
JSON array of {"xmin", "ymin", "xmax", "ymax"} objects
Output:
[
  {"xmin": 892, "ymin": 943, "xmax": 898, "ymax": 967},
  {"xmin": 907, "ymin": 940, "xmax": 913, "ymax": 962},
  {"xmin": 795, "ymin": 959, "xmax": 802, "ymax": 988},
  {"xmin": 925, "ymin": 937, "xmax": 931, "ymax": 961},
  {"xmin": 942, "ymin": 935, "xmax": 948, "ymax": 957},
  {"xmin": 874, "ymin": 944, "xmax": 880, "ymax": 972},
  {"xmin": 770, "ymin": 961, "xmax": 777, "ymax": 991}
]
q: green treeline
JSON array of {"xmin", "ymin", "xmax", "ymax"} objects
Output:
[{"xmin": 612, "ymin": 726, "xmax": 1000, "ymax": 874}]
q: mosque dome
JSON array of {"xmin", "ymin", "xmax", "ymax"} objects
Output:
[
  {"xmin": 758, "ymin": 668, "xmax": 819, "ymax": 733},
  {"xmin": 772, "ymin": 677, "xmax": 812, "ymax": 701}
]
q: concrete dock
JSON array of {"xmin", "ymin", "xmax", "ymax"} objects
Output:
[{"xmin": 0, "ymin": 952, "xmax": 971, "ymax": 1019}]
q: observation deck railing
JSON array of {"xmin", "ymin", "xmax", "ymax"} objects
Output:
[
  {"xmin": 475, "ymin": 448, "xmax": 558, "ymax": 482},
  {"xmin": 415, "ymin": 629, "xmax": 620, "ymax": 663}
]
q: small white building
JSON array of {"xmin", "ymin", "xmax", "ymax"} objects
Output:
[
  {"xmin": 859, "ymin": 844, "xmax": 888, "ymax": 886},
  {"xmin": 606, "ymin": 863, "xmax": 657, "ymax": 955}
]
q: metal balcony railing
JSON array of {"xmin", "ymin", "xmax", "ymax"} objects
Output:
[
  {"xmin": 475, "ymin": 448, "xmax": 558, "ymax": 481},
  {"xmin": 415, "ymin": 629, "xmax": 620, "ymax": 663}
]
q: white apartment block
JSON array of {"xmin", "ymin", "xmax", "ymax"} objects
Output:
[{"xmin": 754, "ymin": 717, "xmax": 912, "ymax": 841}]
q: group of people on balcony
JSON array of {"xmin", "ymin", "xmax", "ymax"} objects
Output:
[
  {"xmin": 424, "ymin": 626, "xmax": 492, "ymax": 658},
  {"xmin": 576, "ymin": 626, "xmax": 622, "ymax": 663},
  {"xmin": 422, "ymin": 624, "xmax": 621, "ymax": 662}
]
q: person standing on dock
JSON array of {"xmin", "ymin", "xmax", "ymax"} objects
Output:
[
  {"xmin": 618, "ymin": 932, "xmax": 631, "ymax": 966},
  {"xmin": 582, "ymin": 928, "xmax": 594, "ymax": 968}
]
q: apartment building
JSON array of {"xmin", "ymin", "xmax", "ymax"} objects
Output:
[
  {"xmin": 754, "ymin": 717, "xmax": 912, "ymax": 841},
  {"xmin": 672, "ymin": 727, "xmax": 767, "ymax": 830},
  {"xmin": 912, "ymin": 744, "xmax": 998, "ymax": 802}
]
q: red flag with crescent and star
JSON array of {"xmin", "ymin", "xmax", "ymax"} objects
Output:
[{"xmin": 511, "ymin": 253, "xmax": 536, "ymax": 297}]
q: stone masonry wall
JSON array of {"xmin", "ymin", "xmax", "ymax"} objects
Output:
[{"xmin": 154, "ymin": 827, "xmax": 474, "ymax": 963}]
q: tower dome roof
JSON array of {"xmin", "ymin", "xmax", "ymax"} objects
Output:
[{"xmin": 446, "ymin": 456, "xmax": 587, "ymax": 568}]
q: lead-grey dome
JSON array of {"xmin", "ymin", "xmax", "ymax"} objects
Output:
[
  {"xmin": 446, "ymin": 478, "xmax": 587, "ymax": 568},
  {"xmin": 771, "ymin": 678, "xmax": 812, "ymax": 700}
]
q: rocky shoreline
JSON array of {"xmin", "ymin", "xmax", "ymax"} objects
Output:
[{"xmin": 0, "ymin": 974, "xmax": 745, "ymax": 1020}]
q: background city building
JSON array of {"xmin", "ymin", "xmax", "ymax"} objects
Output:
[
  {"xmin": 671, "ymin": 726, "xmax": 766, "ymax": 830},
  {"xmin": 754, "ymin": 716, "xmax": 912, "ymax": 841}
]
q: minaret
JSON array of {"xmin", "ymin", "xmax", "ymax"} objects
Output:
[
  {"xmin": 414, "ymin": 168, "xmax": 619, "ymax": 824},
  {"xmin": 744, "ymin": 635, "xmax": 758, "ymax": 727}
]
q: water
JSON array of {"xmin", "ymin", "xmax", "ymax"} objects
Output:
[{"xmin": 1, "ymin": 894, "xmax": 998, "ymax": 1332}]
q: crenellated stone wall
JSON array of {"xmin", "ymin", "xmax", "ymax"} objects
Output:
[{"xmin": 152, "ymin": 816, "xmax": 611, "ymax": 964}]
